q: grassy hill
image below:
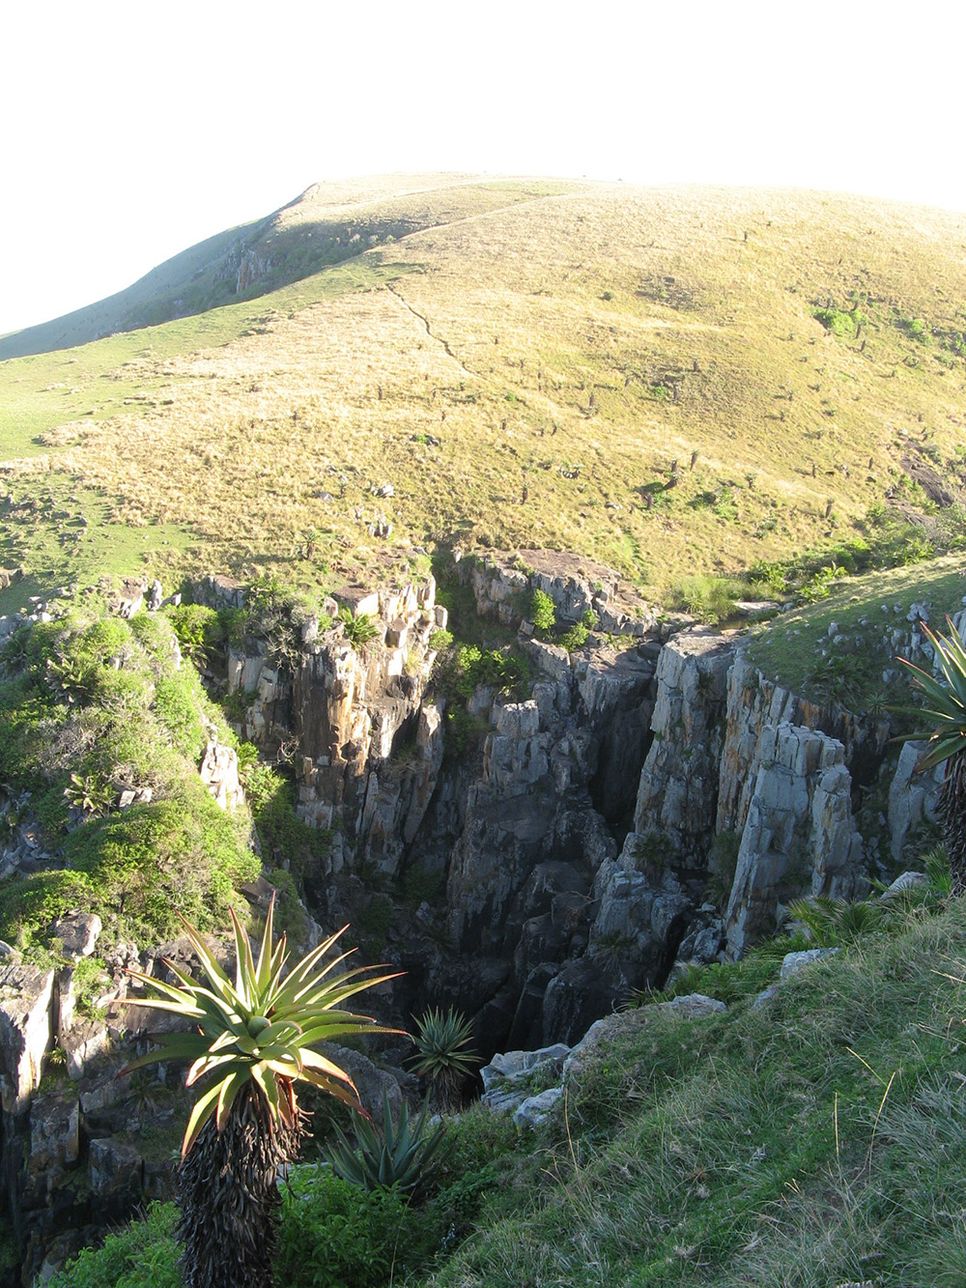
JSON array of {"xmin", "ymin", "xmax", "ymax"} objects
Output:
[
  {"xmin": 1, "ymin": 176, "xmax": 965, "ymax": 609},
  {"xmin": 0, "ymin": 174, "xmax": 556, "ymax": 359}
]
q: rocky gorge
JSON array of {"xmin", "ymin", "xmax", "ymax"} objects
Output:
[{"xmin": 0, "ymin": 550, "xmax": 955, "ymax": 1282}]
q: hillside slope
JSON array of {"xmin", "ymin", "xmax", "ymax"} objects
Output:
[
  {"xmin": 0, "ymin": 175, "xmax": 570, "ymax": 360},
  {"xmin": 43, "ymin": 894, "xmax": 966, "ymax": 1287},
  {"xmin": 1, "ymin": 177, "xmax": 965, "ymax": 605}
]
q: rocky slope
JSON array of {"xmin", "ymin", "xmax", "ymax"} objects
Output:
[
  {"xmin": 200, "ymin": 549, "xmax": 949, "ymax": 1052},
  {"xmin": 0, "ymin": 553, "xmax": 956, "ymax": 1282}
]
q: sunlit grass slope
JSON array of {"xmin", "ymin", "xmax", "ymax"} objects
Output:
[
  {"xmin": 748, "ymin": 552, "xmax": 966, "ymax": 705},
  {"xmin": 421, "ymin": 900, "xmax": 966, "ymax": 1288},
  {"xmin": 43, "ymin": 896, "xmax": 966, "ymax": 1287},
  {"xmin": 1, "ymin": 176, "xmax": 965, "ymax": 605}
]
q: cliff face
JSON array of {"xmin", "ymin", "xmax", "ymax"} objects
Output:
[
  {"xmin": 1, "ymin": 559, "xmax": 955, "ymax": 1281},
  {"xmin": 209, "ymin": 553, "xmax": 946, "ymax": 1053}
]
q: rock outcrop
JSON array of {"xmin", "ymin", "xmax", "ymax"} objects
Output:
[
  {"xmin": 723, "ymin": 723, "xmax": 865, "ymax": 955},
  {"xmin": 462, "ymin": 548, "xmax": 661, "ymax": 637},
  {"xmin": 632, "ymin": 631, "xmax": 734, "ymax": 864},
  {"xmin": 1, "ymin": 553, "xmax": 957, "ymax": 1278},
  {"xmin": 206, "ymin": 557, "xmax": 944, "ymax": 1053}
]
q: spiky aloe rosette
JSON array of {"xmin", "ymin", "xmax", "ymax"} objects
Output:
[
  {"xmin": 897, "ymin": 617, "xmax": 966, "ymax": 894},
  {"xmin": 408, "ymin": 1006, "xmax": 480, "ymax": 1109},
  {"xmin": 121, "ymin": 898, "xmax": 402, "ymax": 1288}
]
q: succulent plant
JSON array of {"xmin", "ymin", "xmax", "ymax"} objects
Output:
[
  {"xmin": 408, "ymin": 1006, "xmax": 479, "ymax": 1108},
  {"xmin": 122, "ymin": 897, "xmax": 401, "ymax": 1288},
  {"xmin": 327, "ymin": 1092, "xmax": 450, "ymax": 1195},
  {"xmin": 897, "ymin": 619, "xmax": 966, "ymax": 894}
]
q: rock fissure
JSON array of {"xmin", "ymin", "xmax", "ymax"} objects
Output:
[{"xmin": 385, "ymin": 282, "xmax": 477, "ymax": 378}]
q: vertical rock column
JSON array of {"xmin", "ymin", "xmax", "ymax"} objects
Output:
[
  {"xmin": 724, "ymin": 722, "xmax": 866, "ymax": 956},
  {"xmin": 632, "ymin": 631, "xmax": 735, "ymax": 868}
]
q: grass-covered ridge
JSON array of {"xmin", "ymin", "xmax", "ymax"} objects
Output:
[
  {"xmin": 0, "ymin": 599, "xmax": 259, "ymax": 951},
  {"xmin": 747, "ymin": 552, "xmax": 966, "ymax": 707},
  {"xmin": 1, "ymin": 178, "xmax": 966, "ymax": 604},
  {"xmin": 429, "ymin": 908, "xmax": 966, "ymax": 1287},
  {"xmin": 46, "ymin": 890, "xmax": 966, "ymax": 1286}
]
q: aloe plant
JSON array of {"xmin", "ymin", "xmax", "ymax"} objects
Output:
[
  {"xmin": 122, "ymin": 898, "xmax": 400, "ymax": 1288},
  {"xmin": 408, "ymin": 1007, "xmax": 479, "ymax": 1108},
  {"xmin": 897, "ymin": 619, "xmax": 966, "ymax": 894},
  {"xmin": 327, "ymin": 1093, "xmax": 449, "ymax": 1195}
]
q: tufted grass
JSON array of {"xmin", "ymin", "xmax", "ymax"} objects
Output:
[{"xmin": 419, "ymin": 898, "xmax": 966, "ymax": 1287}]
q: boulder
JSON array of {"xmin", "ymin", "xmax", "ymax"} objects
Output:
[
  {"xmin": 513, "ymin": 1085, "xmax": 563, "ymax": 1128},
  {"xmin": 780, "ymin": 948, "xmax": 839, "ymax": 980},
  {"xmin": 880, "ymin": 870, "xmax": 929, "ymax": 898},
  {"xmin": 51, "ymin": 912, "xmax": 102, "ymax": 960}
]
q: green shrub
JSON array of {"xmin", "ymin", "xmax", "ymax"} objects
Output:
[
  {"xmin": 63, "ymin": 771, "xmax": 115, "ymax": 819},
  {"xmin": 275, "ymin": 1167, "xmax": 430, "ymax": 1288},
  {"xmin": 241, "ymin": 759, "xmax": 287, "ymax": 816},
  {"xmin": 265, "ymin": 866, "xmax": 308, "ymax": 940},
  {"xmin": 152, "ymin": 675, "xmax": 205, "ymax": 759},
  {"xmin": 246, "ymin": 574, "xmax": 312, "ymax": 667},
  {"xmin": 448, "ymin": 645, "xmax": 530, "ymax": 700},
  {"xmin": 558, "ymin": 621, "xmax": 590, "ymax": 651},
  {"xmin": 46, "ymin": 1201, "xmax": 181, "ymax": 1288},
  {"xmin": 338, "ymin": 608, "xmax": 379, "ymax": 649},
  {"xmin": 443, "ymin": 705, "xmax": 488, "ymax": 757},
  {"xmin": 250, "ymin": 774, "xmax": 329, "ymax": 877},
  {"xmin": 0, "ymin": 869, "xmax": 96, "ymax": 949},
  {"xmin": 429, "ymin": 627, "xmax": 454, "ymax": 651},
  {"xmin": 898, "ymin": 316, "xmax": 931, "ymax": 343},
  {"xmin": 220, "ymin": 685, "xmax": 256, "ymax": 724},
  {"xmin": 165, "ymin": 603, "xmax": 223, "ymax": 665},
  {"xmin": 813, "ymin": 305, "xmax": 867, "ymax": 338},
  {"xmin": 61, "ymin": 789, "xmax": 258, "ymax": 943},
  {"xmin": 799, "ymin": 563, "xmax": 849, "ymax": 603},
  {"xmin": 530, "ymin": 589, "xmax": 556, "ymax": 634},
  {"xmin": 667, "ymin": 574, "xmax": 744, "ymax": 624},
  {"xmin": 0, "ymin": 604, "xmax": 263, "ymax": 952}
]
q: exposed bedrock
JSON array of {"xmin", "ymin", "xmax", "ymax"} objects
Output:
[
  {"xmin": 205, "ymin": 556, "xmax": 952, "ymax": 1054},
  {"xmin": 2, "ymin": 558, "xmax": 959, "ymax": 1280}
]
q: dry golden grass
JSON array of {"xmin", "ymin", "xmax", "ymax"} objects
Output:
[{"xmin": 1, "ymin": 175, "xmax": 965, "ymax": 601}]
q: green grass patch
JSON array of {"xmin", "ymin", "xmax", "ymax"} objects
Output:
[
  {"xmin": 0, "ymin": 603, "xmax": 258, "ymax": 951},
  {"xmin": 421, "ymin": 898, "xmax": 966, "ymax": 1287},
  {"xmin": 747, "ymin": 553, "xmax": 966, "ymax": 706}
]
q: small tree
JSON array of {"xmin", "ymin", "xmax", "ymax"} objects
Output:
[
  {"xmin": 530, "ymin": 589, "xmax": 556, "ymax": 635},
  {"xmin": 122, "ymin": 899, "xmax": 400, "ymax": 1288}
]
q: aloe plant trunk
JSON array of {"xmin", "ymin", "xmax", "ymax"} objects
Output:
[
  {"xmin": 940, "ymin": 756, "xmax": 966, "ymax": 895},
  {"xmin": 177, "ymin": 1084, "xmax": 305, "ymax": 1288}
]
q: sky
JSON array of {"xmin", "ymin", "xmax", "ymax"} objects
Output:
[{"xmin": 2, "ymin": 0, "xmax": 965, "ymax": 336}]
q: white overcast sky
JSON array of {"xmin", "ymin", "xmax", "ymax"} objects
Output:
[{"xmin": 2, "ymin": 0, "xmax": 964, "ymax": 336}]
